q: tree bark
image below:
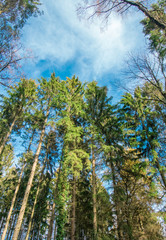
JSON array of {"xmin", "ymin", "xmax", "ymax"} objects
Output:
[
  {"xmin": 92, "ymin": 147, "xmax": 97, "ymax": 240},
  {"xmin": 124, "ymin": 0, "xmax": 166, "ymax": 30},
  {"xmin": 6, "ymin": 214, "xmax": 14, "ymax": 240},
  {"xmin": 8, "ymin": 213, "xmax": 17, "ymax": 240},
  {"xmin": 95, "ymin": 0, "xmax": 166, "ymax": 30},
  {"xmin": 71, "ymin": 176, "xmax": 76, "ymax": 240},
  {"xmin": 12, "ymin": 107, "xmax": 49, "ymax": 240},
  {"xmin": 110, "ymin": 160, "xmax": 123, "ymax": 240},
  {"xmin": 25, "ymin": 163, "xmax": 45, "ymax": 240},
  {"xmin": 47, "ymin": 201, "xmax": 56, "ymax": 240},
  {"xmin": 1, "ymin": 130, "xmax": 35, "ymax": 240},
  {"xmin": 53, "ymin": 220, "xmax": 57, "ymax": 240},
  {"xmin": 1, "ymin": 167, "xmax": 23, "ymax": 240},
  {"xmin": 0, "ymin": 115, "xmax": 17, "ymax": 156},
  {"xmin": 47, "ymin": 166, "xmax": 61, "ymax": 240}
]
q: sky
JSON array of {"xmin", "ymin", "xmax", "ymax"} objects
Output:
[{"xmin": 21, "ymin": 0, "xmax": 147, "ymax": 102}]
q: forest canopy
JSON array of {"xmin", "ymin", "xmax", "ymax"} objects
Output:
[{"xmin": 0, "ymin": 0, "xmax": 166, "ymax": 240}]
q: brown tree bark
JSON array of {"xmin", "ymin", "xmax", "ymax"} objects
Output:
[
  {"xmin": 8, "ymin": 213, "xmax": 17, "ymax": 240},
  {"xmin": 1, "ymin": 130, "xmax": 35, "ymax": 240},
  {"xmin": 47, "ymin": 166, "xmax": 61, "ymax": 240},
  {"xmin": 88, "ymin": 0, "xmax": 166, "ymax": 30},
  {"xmin": 25, "ymin": 163, "xmax": 45, "ymax": 240},
  {"xmin": 110, "ymin": 160, "xmax": 123, "ymax": 240},
  {"xmin": 12, "ymin": 107, "xmax": 50, "ymax": 240}
]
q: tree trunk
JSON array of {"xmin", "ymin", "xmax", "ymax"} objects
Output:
[
  {"xmin": 47, "ymin": 169, "xmax": 60, "ymax": 240},
  {"xmin": 1, "ymin": 130, "xmax": 35, "ymax": 240},
  {"xmin": 0, "ymin": 115, "xmax": 17, "ymax": 155},
  {"xmin": 47, "ymin": 202, "xmax": 56, "ymax": 240},
  {"xmin": 124, "ymin": 0, "xmax": 166, "ymax": 30},
  {"xmin": 8, "ymin": 213, "xmax": 17, "ymax": 240},
  {"xmin": 25, "ymin": 163, "xmax": 45, "ymax": 240},
  {"xmin": 5, "ymin": 212, "xmax": 14, "ymax": 240},
  {"xmin": 12, "ymin": 108, "xmax": 49, "ymax": 240},
  {"xmin": 92, "ymin": 147, "xmax": 97, "ymax": 240},
  {"xmin": 71, "ymin": 176, "xmax": 76, "ymax": 240},
  {"xmin": 1, "ymin": 165, "xmax": 25, "ymax": 240},
  {"xmin": 53, "ymin": 220, "xmax": 57, "ymax": 240},
  {"xmin": 110, "ymin": 160, "xmax": 123, "ymax": 240}
]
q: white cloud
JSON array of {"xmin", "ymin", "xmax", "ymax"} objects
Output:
[{"xmin": 21, "ymin": 0, "xmax": 146, "ymax": 85}]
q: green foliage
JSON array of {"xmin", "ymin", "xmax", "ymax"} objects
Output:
[
  {"xmin": 0, "ymin": 74, "xmax": 165, "ymax": 239},
  {"xmin": 141, "ymin": 1, "xmax": 166, "ymax": 56}
]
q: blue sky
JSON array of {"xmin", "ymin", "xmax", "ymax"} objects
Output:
[{"xmin": 21, "ymin": 0, "xmax": 147, "ymax": 102}]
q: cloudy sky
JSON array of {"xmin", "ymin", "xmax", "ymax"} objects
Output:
[{"xmin": 21, "ymin": 0, "xmax": 147, "ymax": 101}]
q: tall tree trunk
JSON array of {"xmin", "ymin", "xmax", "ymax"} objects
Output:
[
  {"xmin": 25, "ymin": 163, "xmax": 45, "ymax": 240},
  {"xmin": 71, "ymin": 176, "xmax": 76, "ymax": 240},
  {"xmin": 0, "ymin": 115, "xmax": 17, "ymax": 155},
  {"xmin": 47, "ymin": 202, "xmax": 56, "ymax": 240},
  {"xmin": 1, "ymin": 130, "xmax": 35, "ymax": 240},
  {"xmin": 53, "ymin": 220, "xmax": 57, "ymax": 240},
  {"xmin": 6, "ymin": 213, "xmax": 14, "ymax": 240},
  {"xmin": 12, "ymin": 108, "xmax": 49, "ymax": 240},
  {"xmin": 92, "ymin": 148, "xmax": 97, "ymax": 240},
  {"xmin": 47, "ymin": 168, "xmax": 60, "ymax": 240},
  {"xmin": 110, "ymin": 160, "xmax": 123, "ymax": 240},
  {"xmin": 8, "ymin": 213, "xmax": 17, "ymax": 240}
]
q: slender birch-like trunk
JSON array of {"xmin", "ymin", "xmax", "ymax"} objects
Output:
[
  {"xmin": 92, "ymin": 148, "xmax": 97, "ymax": 240},
  {"xmin": 1, "ymin": 130, "xmax": 35, "ymax": 240},
  {"xmin": 12, "ymin": 107, "xmax": 50, "ymax": 240}
]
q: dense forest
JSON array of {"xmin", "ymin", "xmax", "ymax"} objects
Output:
[{"xmin": 0, "ymin": 0, "xmax": 166, "ymax": 240}]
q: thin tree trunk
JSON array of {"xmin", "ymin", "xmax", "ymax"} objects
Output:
[
  {"xmin": 25, "ymin": 163, "xmax": 45, "ymax": 240},
  {"xmin": 92, "ymin": 148, "xmax": 97, "ymax": 240},
  {"xmin": 71, "ymin": 176, "xmax": 76, "ymax": 240},
  {"xmin": 18, "ymin": 222, "xmax": 24, "ymax": 240},
  {"xmin": 1, "ymin": 130, "xmax": 35, "ymax": 240},
  {"xmin": 0, "ymin": 115, "xmax": 17, "ymax": 155},
  {"xmin": 8, "ymin": 213, "xmax": 17, "ymax": 240},
  {"xmin": 6, "ymin": 213, "xmax": 14, "ymax": 240},
  {"xmin": 47, "ymin": 202, "xmax": 56, "ymax": 240},
  {"xmin": 47, "ymin": 169, "xmax": 60, "ymax": 240},
  {"xmin": 1, "ymin": 164, "xmax": 25, "ymax": 240},
  {"xmin": 12, "ymin": 108, "xmax": 49, "ymax": 240},
  {"xmin": 53, "ymin": 220, "xmax": 57, "ymax": 240},
  {"xmin": 110, "ymin": 160, "xmax": 123, "ymax": 240}
]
